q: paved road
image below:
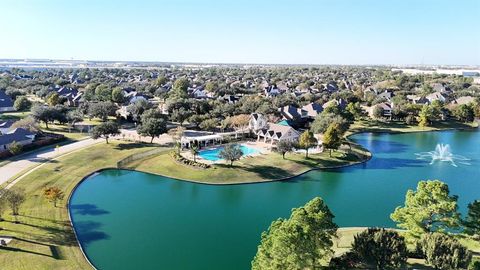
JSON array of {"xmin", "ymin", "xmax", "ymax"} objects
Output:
[{"xmin": 0, "ymin": 138, "xmax": 99, "ymax": 187}]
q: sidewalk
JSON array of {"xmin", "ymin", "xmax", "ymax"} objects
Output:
[{"xmin": 0, "ymin": 138, "xmax": 99, "ymax": 187}]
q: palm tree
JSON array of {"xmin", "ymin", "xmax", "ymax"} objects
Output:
[{"xmin": 191, "ymin": 144, "xmax": 199, "ymax": 162}]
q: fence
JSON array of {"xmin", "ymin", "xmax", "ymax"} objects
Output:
[{"xmin": 117, "ymin": 147, "xmax": 170, "ymax": 168}]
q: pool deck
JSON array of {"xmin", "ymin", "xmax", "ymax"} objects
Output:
[{"xmin": 181, "ymin": 141, "xmax": 272, "ymax": 165}]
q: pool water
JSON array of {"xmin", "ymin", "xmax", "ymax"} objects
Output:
[{"xmin": 199, "ymin": 144, "xmax": 260, "ymax": 161}]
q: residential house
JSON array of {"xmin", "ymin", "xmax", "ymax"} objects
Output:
[
  {"xmin": 425, "ymin": 92, "xmax": 447, "ymax": 103},
  {"xmin": 249, "ymin": 113, "xmax": 268, "ymax": 132},
  {"xmin": 301, "ymin": 102, "xmax": 323, "ymax": 118},
  {"xmin": 0, "ymin": 128, "xmax": 36, "ymax": 153},
  {"xmin": 322, "ymin": 98, "xmax": 347, "ymax": 110},
  {"xmin": 0, "ymin": 90, "xmax": 15, "ymax": 112},
  {"xmin": 264, "ymin": 86, "xmax": 282, "ymax": 98},
  {"xmin": 364, "ymin": 102, "xmax": 392, "ymax": 118},
  {"xmin": 279, "ymin": 105, "xmax": 307, "ymax": 120},
  {"xmin": 407, "ymin": 95, "xmax": 429, "ymax": 105},
  {"xmin": 0, "ymin": 120, "xmax": 16, "ymax": 134},
  {"xmin": 451, "ymin": 96, "xmax": 475, "ymax": 106},
  {"xmin": 255, "ymin": 123, "xmax": 300, "ymax": 144}
]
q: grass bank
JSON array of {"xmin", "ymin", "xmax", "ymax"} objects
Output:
[
  {"xmin": 0, "ymin": 141, "xmax": 158, "ymax": 270},
  {"xmin": 349, "ymin": 119, "xmax": 478, "ymax": 136},
  {"xmin": 127, "ymin": 143, "xmax": 370, "ymax": 184}
]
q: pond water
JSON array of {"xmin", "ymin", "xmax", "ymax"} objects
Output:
[{"xmin": 69, "ymin": 130, "xmax": 480, "ymax": 270}]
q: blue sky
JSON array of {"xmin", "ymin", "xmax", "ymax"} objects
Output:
[{"xmin": 1, "ymin": 0, "xmax": 479, "ymax": 65}]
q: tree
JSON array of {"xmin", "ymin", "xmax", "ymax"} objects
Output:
[
  {"xmin": 372, "ymin": 105, "xmax": 384, "ymax": 119},
  {"xmin": 171, "ymin": 77, "xmax": 189, "ymax": 98},
  {"xmin": 190, "ymin": 144, "xmax": 199, "ymax": 162},
  {"xmin": 218, "ymin": 144, "xmax": 243, "ymax": 166},
  {"xmin": 351, "ymin": 228, "xmax": 407, "ymax": 269},
  {"xmin": 418, "ymin": 104, "xmax": 436, "ymax": 127},
  {"xmin": 310, "ymin": 113, "xmax": 349, "ymax": 134},
  {"xmin": 137, "ymin": 109, "xmax": 167, "ymax": 143},
  {"xmin": 7, "ymin": 141, "xmax": 23, "ymax": 155},
  {"xmin": 47, "ymin": 92, "xmax": 60, "ymax": 106},
  {"xmin": 155, "ymin": 75, "xmax": 167, "ymax": 87},
  {"xmin": 390, "ymin": 180, "xmax": 460, "ymax": 238},
  {"xmin": 13, "ymin": 96, "xmax": 31, "ymax": 111},
  {"xmin": 453, "ymin": 104, "xmax": 475, "ymax": 123},
  {"xmin": 199, "ymin": 118, "xmax": 219, "ymax": 131},
  {"xmin": 276, "ymin": 140, "xmax": 293, "ymax": 159},
  {"xmin": 252, "ymin": 197, "xmax": 337, "ymax": 270},
  {"xmin": 31, "ymin": 105, "xmax": 56, "ymax": 128},
  {"xmin": 43, "ymin": 187, "xmax": 65, "ymax": 207},
  {"xmin": 111, "ymin": 87, "xmax": 125, "ymax": 103},
  {"xmin": 463, "ymin": 200, "xmax": 480, "ymax": 236},
  {"xmin": 91, "ymin": 122, "xmax": 120, "ymax": 144},
  {"xmin": 3, "ymin": 188, "xmax": 26, "ymax": 221},
  {"xmin": 170, "ymin": 107, "xmax": 191, "ymax": 126},
  {"xmin": 420, "ymin": 233, "xmax": 472, "ymax": 270},
  {"xmin": 0, "ymin": 192, "xmax": 7, "ymax": 221},
  {"xmin": 346, "ymin": 102, "xmax": 362, "ymax": 120},
  {"xmin": 66, "ymin": 109, "xmax": 84, "ymax": 129},
  {"xmin": 95, "ymin": 84, "xmax": 112, "ymax": 101},
  {"xmin": 11, "ymin": 116, "xmax": 39, "ymax": 132},
  {"xmin": 227, "ymin": 114, "xmax": 250, "ymax": 137},
  {"xmin": 88, "ymin": 101, "xmax": 117, "ymax": 121},
  {"xmin": 127, "ymin": 99, "xmax": 151, "ymax": 123},
  {"xmin": 298, "ymin": 130, "xmax": 317, "ymax": 158},
  {"xmin": 322, "ymin": 123, "xmax": 343, "ymax": 157}
]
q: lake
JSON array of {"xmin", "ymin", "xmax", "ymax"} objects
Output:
[{"xmin": 69, "ymin": 130, "xmax": 480, "ymax": 270}]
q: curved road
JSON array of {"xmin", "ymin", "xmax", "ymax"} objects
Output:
[{"xmin": 0, "ymin": 138, "xmax": 99, "ymax": 188}]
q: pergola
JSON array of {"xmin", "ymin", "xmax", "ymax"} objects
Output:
[{"xmin": 181, "ymin": 134, "xmax": 223, "ymax": 148}]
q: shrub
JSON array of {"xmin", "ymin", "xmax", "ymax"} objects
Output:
[
  {"xmin": 170, "ymin": 151, "xmax": 210, "ymax": 169},
  {"xmin": 421, "ymin": 233, "xmax": 472, "ymax": 270},
  {"xmin": 351, "ymin": 228, "xmax": 407, "ymax": 269}
]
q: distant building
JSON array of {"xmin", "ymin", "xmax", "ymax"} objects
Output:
[{"xmin": 255, "ymin": 123, "xmax": 300, "ymax": 144}]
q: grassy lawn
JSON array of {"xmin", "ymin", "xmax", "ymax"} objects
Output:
[
  {"xmin": 0, "ymin": 111, "xmax": 31, "ymax": 121},
  {"xmin": 128, "ymin": 144, "xmax": 369, "ymax": 184},
  {"xmin": 349, "ymin": 119, "xmax": 478, "ymax": 136},
  {"xmin": 0, "ymin": 141, "xmax": 158, "ymax": 270},
  {"xmin": 41, "ymin": 124, "xmax": 90, "ymax": 141}
]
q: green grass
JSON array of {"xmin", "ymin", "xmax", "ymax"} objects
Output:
[
  {"xmin": 0, "ymin": 141, "xmax": 157, "ymax": 270},
  {"xmin": 128, "ymin": 144, "xmax": 369, "ymax": 184},
  {"xmin": 40, "ymin": 124, "xmax": 90, "ymax": 141},
  {"xmin": 349, "ymin": 119, "xmax": 478, "ymax": 136},
  {"xmin": 0, "ymin": 111, "xmax": 31, "ymax": 121}
]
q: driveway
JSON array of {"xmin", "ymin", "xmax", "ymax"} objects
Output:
[{"xmin": 0, "ymin": 138, "xmax": 100, "ymax": 187}]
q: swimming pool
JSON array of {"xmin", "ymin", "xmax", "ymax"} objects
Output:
[{"xmin": 199, "ymin": 144, "xmax": 260, "ymax": 161}]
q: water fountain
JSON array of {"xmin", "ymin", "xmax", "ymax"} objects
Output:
[{"xmin": 415, "ymin": 143, "xmax": 470, "ymax": 167}]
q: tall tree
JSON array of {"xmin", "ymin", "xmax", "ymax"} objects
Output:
[
  {"xmin": 391, "ymin": 180, "xmax": 460, "ymax": 237},
  {"xmin": 190, "ymin": 144, "xmax": 199, "ymax": 163},
  {"xmin": 421, "ymin": 233, "xmax": 472, "ymax": 270},
  {"xmin": 252, "ymin": 197, "xmax": 337, "ymax": 270},
  {"xmin": 322, "ymin": 123, "xmax": 343, "ymax": 157},
  {"xmin": 111, "ymin": 87, "xmax": 125, "ymax": 103},
  {"xmin": 3, "ymin": 188, "xmax": 26, "ymax": 222},
  {"xmin": 218, "ymin": 144, "xmax": 243, "ymax": 166},
  {"xmin": 13, "ymin": 96, "xmax": 32, "ymax": 111},
  {"xmin": 276, "ymin": 140, "xmax": 293, "ymax": 159},
  {"xmin": 298, "ymin": 130, "xmax": 317, "ymax": 158},
  {"xmin": 171, "ymin": 77, "xmax": 189, "ymax": 98},
  {"xmin": 31, "ymin": 105, "xmax": 56, "ymax": 128},
  {"xmin": 352, "ymin": 228, "xmax": 407, "ymax": 269},
  {"xmin": 463, "ymin": 200, "xmax": 480, "ymax": 236},
  {"xmin": 91, "ymin": 122, "xmax": 120, "ymax": 144},
  {"xmin": 88, "ymin": 101, "xmax": 117, "ymax": 121},
  {"xmin": 137, "ymin": 109, "xmax": 167, "ymax": 143}
]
